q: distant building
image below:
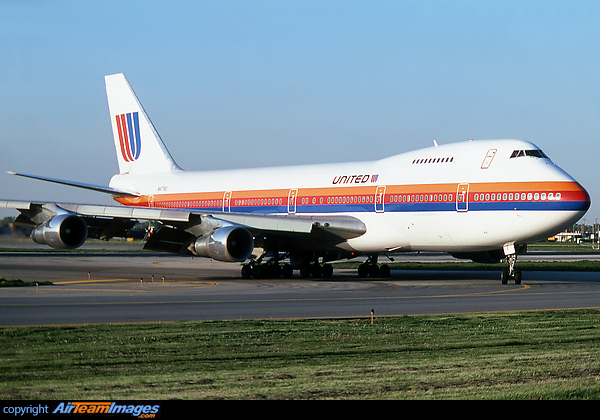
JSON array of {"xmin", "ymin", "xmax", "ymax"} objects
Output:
[{"xmin": 549, "ymin": 231, "xmax": 582, "ymax": 242}]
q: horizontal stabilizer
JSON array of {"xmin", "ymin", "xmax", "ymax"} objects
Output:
[{"xmin": 7, "ymin": 171, "xmax": 139, "ymax": 197}]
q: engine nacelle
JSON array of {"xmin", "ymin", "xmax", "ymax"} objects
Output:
[
  {"xmin": 192, "ymin": 226, "xmax": 254, "ymax": 262},
  {"xmin": 31, "ymin": 214, "xmax": 88, "ymax": 249}
]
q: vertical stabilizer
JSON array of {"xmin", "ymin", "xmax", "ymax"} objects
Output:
[{"xmin": 105, "ymin": 73, "xmax": 181, "ymax": 174}]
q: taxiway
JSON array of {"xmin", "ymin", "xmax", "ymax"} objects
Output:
[{"xmin": 1, "ymin": 251, "xmax": 599, "ymax": 326}]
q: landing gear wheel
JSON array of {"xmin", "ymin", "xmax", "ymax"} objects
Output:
[
  {"xmin": 358, "ymin": 263, "xmax": 369, "ymax": 278},
  {"xmin": 368, "ymin": 264, "xmax": 380, "ymax": 278},
  {"xmin": 282, "ymin": 263, "xmax": 293, "ymax": 279},
  {"xmin": 241, "ymin": 264, "xmax": 253, "ymax": 279},
  {"xmin": 300, "ymin": 265, "xmax": 311, "ymax": 278},
  {"xmin": 514, "ymin": 268, "xmax": 522, "ymax": 285},
  {"xmin": 501, "ymin": 267, "xmax": 509, "ymax": 285},
  {"xmin": 311, "ymin": 263, "xmax": 323, "ymax": 278},
  {"xmin": 322, "ymin": 263, "xmax": 333, "ymax": 278},
  {"xmin": 500, "ymin": 253, "xmax": 522, "ymax": 284},
  {"xmin": 357, "ymin": 260, "xmax": 390, "ymax": 278},
  {"xmin": 379, "ymin": 264, "xmax": 390, "ymax": 278}
]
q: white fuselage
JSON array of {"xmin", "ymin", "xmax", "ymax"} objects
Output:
[{"xmin": 109, "ymin": 139, "xmax": 590, "ymax": 255}]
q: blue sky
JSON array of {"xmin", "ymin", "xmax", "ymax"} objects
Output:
[{"xmin": 1, "ymin": 0, "xmax": 599, "ymax": 222}]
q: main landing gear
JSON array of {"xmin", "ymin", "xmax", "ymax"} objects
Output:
[
  {"xmin": 501, "ymin": 253, "xmax": 521, "ymax": 285},
  {"xmin": 241, "ymin": 260, "xmax": 294, "ymax": 279},
  {"xmin": 357, "ymin": 254, "xmax": 391, "ymax": 278},
  {"xmin": 240, "ymin": 253, "xmax": 334, "ymax": 279}
]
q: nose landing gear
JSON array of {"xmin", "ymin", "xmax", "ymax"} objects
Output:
[
  {"xmin": 357, "ymin": 254, "xmax": 391, "ymax": 278},
  {"xmin": 501, "ymin": 251, "xmax": 521, "ymax": 285}
]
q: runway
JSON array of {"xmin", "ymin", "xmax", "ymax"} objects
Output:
[{"xmin": 1, "ymin": 251, "xmax": 599, "ymax": 326}]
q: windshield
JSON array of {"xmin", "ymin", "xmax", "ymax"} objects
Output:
[{"xmin": 510, "ymin": 149, "xmax": 549, "ymax": 159}]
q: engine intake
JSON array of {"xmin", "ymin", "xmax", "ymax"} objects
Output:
[
  {"xmin": 31, "ymin": 214, "xmax": 88, "ymax": 249},
  {"xmin": 193, "ymin": 226, "xmax": 254, "ymax": 262}
]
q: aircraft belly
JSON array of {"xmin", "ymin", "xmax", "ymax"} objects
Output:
[{"xmin": 346, "ymin": 209, "xmax": 585, "ymax": 254}]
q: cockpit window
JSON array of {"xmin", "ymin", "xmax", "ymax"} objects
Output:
[
  {"xmin": 510, "ymin": 149, "xmax": 549, "ymax": 159},
  {"xmin": 525, "ymin": 149, "xmax": 548, "ymax": 158}
]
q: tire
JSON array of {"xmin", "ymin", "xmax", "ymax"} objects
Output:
[
  {"xmin": 379, "ymin": 264, "xmax": 390, "ymax": 278},
  {"xmin": 368, "ymin": 264, "xmax": 380, "ymax": 278},
  {"xmin": 282, "ymin": 263, "xmax": 293, "ymax": 279},
  {"xmin": 357, "ymin": 263, "xmax": 369, "ymax": 278},
  {"xmin": 501, "ymin": 268, "xmax": 509, "ymax": 285},
  {"xmin": 241, "ymin": 265, "xmax": 253, "ymax": 279},
  {"xmin": 514, "ymin": 269, "xmax": 522, "ymax": 285}
]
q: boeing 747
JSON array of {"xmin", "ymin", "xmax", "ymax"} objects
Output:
[{"xmin": 1, "ymin": 73, "xmax": 590, "ymax": 284}]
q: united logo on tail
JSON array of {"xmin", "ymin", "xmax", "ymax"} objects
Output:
[{"xmin": 115, "ymin": 112, "xmax": 141, "ymax": 162}]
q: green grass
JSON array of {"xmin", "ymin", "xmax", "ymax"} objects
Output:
[
  {"xmin": 2, "ymin": 310, "xmax": 600, "ymax": 399},
  {"xmin": 0, "ymin": 278, "xmax": 53, "ymax": 287}
]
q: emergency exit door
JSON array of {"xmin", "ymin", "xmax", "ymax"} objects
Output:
[
  {"xmin": 288, "ymin": 189, "xmax": 298, "ymax": 214},
  {"xmin": 456, "ymin": 183, "xmax": 469, "ymax": 212},
  {"xmin": 223, "ymin": 191, "xmax": 232, "ymax": 212},
  {"xmin": 375, "ymin": 186, "xmax": 386, "ymax": 213}
]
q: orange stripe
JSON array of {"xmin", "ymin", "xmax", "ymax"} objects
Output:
[{"xmin": 113, "ymin": 181, "xmax": 587, "ymax": 208}]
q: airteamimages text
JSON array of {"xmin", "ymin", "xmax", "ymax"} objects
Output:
[{"xmin": 52, "ymin": 402, "xmax": 160, "ymax": 417}]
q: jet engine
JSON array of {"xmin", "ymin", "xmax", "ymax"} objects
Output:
[
  {"xmin": 192, "ymin": 226, "xmax": 254, "ymax": 262},
  {"xmin": 31, "ymin": 214, "xmax": 88, "ymax": 249}
]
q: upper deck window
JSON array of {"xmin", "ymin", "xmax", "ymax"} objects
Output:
[{"xmin": 510, "ymin": 149, "xmax": 549, "ymax": 159}]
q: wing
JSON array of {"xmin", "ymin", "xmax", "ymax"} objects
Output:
[{"xmin": 0, "ymin": 200, "xmax": 366, "ymax": 262}]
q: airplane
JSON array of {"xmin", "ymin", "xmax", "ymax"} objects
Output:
[{"xmin": 0, "ymin": 73, "xmax": 591, "ymax": 284}]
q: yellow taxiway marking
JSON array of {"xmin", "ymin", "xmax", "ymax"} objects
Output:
[{"xmin": 48, "ymin": 278, "xmax": 219, "ymax": 293}]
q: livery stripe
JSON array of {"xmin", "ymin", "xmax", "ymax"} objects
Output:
[
  {"xmin": 120, "ymin": 114, "xmax": 133, "ymax": 162},
  {"xmin": 132, "ymin": 112, "xmax": 141, "ymax": 160},
  {"xmin": 115, "ymin": 115, "xmax": 131, "ymax": 162},
  {"xmin": 115, "ymin": 112, "xmax": 142, "ymax": 162},
  {"xmin": 114, "ymin": 180, "xmax": 590, "ymax": 216},
  {"xmin": 126, "ymin": 113, "xmax": 135, "ymax": 161}
]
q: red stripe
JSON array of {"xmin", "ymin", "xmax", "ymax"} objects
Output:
[
  {"xmin": 115, "ymin": 115, "xmax": 131, "ymax": 162},
  {"xmin": 117, "ymin": 114, "xmax": 133, "ymax": 162}
]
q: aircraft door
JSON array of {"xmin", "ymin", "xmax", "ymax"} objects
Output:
[
  {"xmin": 481, "ymin": 149, "xmax": 497, "ymax": 169},
  {"xmin": 148, "ymin": 194, "xmax": 155, "ymax": 208},
  {"xmin": 375, "ymin": 186, "xmax": 386, "ymax": 213},
  {"xmin": 223, "ymin": 191, "xmax": 232, "ymax": 212},
  {"xmin": 456, "ymin": 183, "xmax": 469, "ymax": 212},
  {"xmin": 288, "ymin": 189, "xmax": 298, "ymax": 214}
]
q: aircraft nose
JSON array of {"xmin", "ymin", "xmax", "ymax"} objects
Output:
[
  {"xmin": 583, "ymin": 186, "xmax": 591, "ymax": 211},
  {"xmin": 574, "ymin": 182, "xmax": 591, "ymax": 212}
]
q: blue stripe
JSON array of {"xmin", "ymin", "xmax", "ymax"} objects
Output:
[
  {"xmin": 126, "ymin": 113, "xmax": 135, "ymax": 159},
  {"xmin": 132, "ymin": 112, "xmax": 141, "ymax": 159},
  {"xmin": 125, "ymin": 112, "xmax": 141, "ymax": 160},
  {"xmin": 191, "ymin": 200, "xmax": 588, "ymax": 214}
]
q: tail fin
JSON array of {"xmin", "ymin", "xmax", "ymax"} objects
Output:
[{"xmin": 105, "ymin": 73, "xmax": 181, "ymax": 174}]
